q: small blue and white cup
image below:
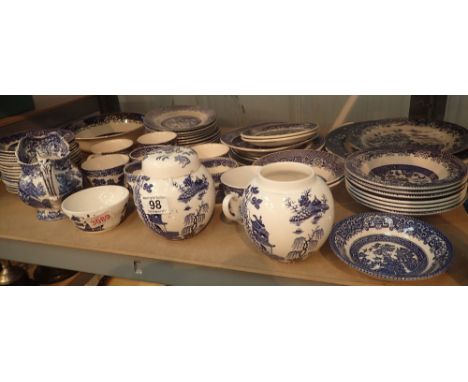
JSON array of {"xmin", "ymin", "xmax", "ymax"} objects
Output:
[
  {"xmin": 220, "ymin": 165, "xmax": 261, "ymax": 220},
  {"xmin": 201, "ymin": 157, "xmax": 238, "ymax": 203},
  {"xmin": 123, "ymin": 160, "xmax": 143, "ymax": 192},
  {"xmin": 81, "ymin": 154, "xmax": 129, "ymax": 187}
]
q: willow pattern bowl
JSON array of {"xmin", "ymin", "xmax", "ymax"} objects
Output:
[
  {"xmin": 61, "ymin": 185, "xmax": 129, "ymax": 233},
  {"xmin": 123, "ymin": 160, "xmax": 142, "ymax": 191},
  {"xmin": 129, "ymin": 145, "xmax": 164, "ymax": 161},
  {"xmin": 81, "ymin": 154, "xmax": 129, "ymax": 186},
  {"xmin": 345, "ymin": 149, "xmax": 468, "ymax": 191},
  {"xmin": 329, "ymin": 212, "xmax": 453, "ymax": 280}
]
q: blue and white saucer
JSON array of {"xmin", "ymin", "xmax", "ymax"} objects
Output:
[{"xmin": 329, "ymin": 212, "xmax": 453, "ymax": 281}]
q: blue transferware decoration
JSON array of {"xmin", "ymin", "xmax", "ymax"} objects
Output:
[
  {"xmin": 81, "ymin": 154, "xmax": 129, "ymax": 187},
  {"xmin": 201, "ymin": 157, "xmax": 238, "ymax": 204},
  {"xmin": 16, "ymin": 132, "xmax": 83, "ymax": 221},
  {"xmin": 329, "ymin": 212, "xmax": 453, "ymax": 280},
  {"xmin": 346, "ymin": 149, "xmax": 467, "ymax": 190},
  {"xmin": 133, "ymin": 146, "xmax": 215, "ymax": 240},
  {"xmin": 144, "ymin": 105, "xmax": 216, "ymax": 132},
  {"xmin": 224, "ymin": 162, "xmax": 334, "ymax": 263},
  {"xmin": 325, "ymin": 118, "xmax": 468, "ymax": 158},
  {"xmin": 129, "ymin": 145, "xmax": 165, "ymax": 161}
]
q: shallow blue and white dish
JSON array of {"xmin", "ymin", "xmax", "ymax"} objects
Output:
[
  {"xmin": 347, "ymin": 118, "xmax": 468, "ymax": 154},
  {"xmin": 144, "ymin": 106, "xmax": 216, "ymax": 132},
  {"xmin": 346, "ymin": 149, "xmax": 467, "ymax": 190},
  {"xmin": 329, "ymin": 212, "xmax": 453, "ymax": 280},
  {"xmin": 253, "ymin": 149, "xmax": 344, "ymax": 186},
  {"xmin": 241, "ymin": 122, "xmax": 319, "ymax": 140}
]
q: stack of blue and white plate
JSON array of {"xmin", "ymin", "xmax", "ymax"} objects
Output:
[
  {"xmin": 0, "ymin": 129, "xmax": 81, "ymax": 194},
  {"xmin": 222, "ymin": 122, "xmax": 324, "ymax": 164},
  {"xmin": 144, "ymin": 106, "xmax": 219, "ymax": 146},
  {"xmin": 345, "ymin": 149, "xmax": 468, "ymax": 216}
]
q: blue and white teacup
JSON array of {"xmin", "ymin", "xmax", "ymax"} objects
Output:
[
  {"xmin": 81, "ymin": 154, "xmax": 129, "ymax": 187},
  {"xmin": 123, "ymin": 160, "xmax": 142, "ymax": 192},
  {"xmin": 220, "ymin": 165, "xmax": 261, "ymax": 219},
  {"xmin": 201, "ymin": 157, "xmax": 238, "ymax": 203}
]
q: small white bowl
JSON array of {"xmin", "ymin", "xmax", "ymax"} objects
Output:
[
  {"xmin": 137, "ymin": 131, "xmax": 177, "ymax": 146},
  {"xmin": 192, "ymin": 143, "xmax": 229, "ymax": 160},
  {"xmin": 61, "ymin": 185, "xmax": 129, "ymax": 233},
  {"xmin": 89, "ymin": 138, "xmax": 134, "ymax": 155}
]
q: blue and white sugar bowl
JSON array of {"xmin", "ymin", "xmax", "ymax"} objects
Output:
[
  {"xmin": 223, "ymin": 162, "xmax": 335, "ymax": 263},
  {"xmin": 133, "ymin": 146, "xmax": 215, "ymax": 240}
]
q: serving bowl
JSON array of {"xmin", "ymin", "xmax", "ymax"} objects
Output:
[
  {"xmin": 61, "ymin": 185, "xmax": 129, "ymax": 233},
  {"xmin": 70, "ymin": 113, "xmax": 144, "ymax": 153}
]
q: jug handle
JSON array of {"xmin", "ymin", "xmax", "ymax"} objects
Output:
[{"xmin": 222, "ymin": 193, "xmax": 242, "ymax": 223}]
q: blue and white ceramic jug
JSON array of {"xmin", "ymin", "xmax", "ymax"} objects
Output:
[
  {"xmin": 133, "ymin": 146, "xmax": 215, "ymax": 240},
  {"xmin": 16, "ymin": 131, "xmax": 83, "ymax": 221}
]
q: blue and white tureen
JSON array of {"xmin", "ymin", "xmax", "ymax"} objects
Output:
[{"xmin": 133, "ymin": 146, "xmax": 215, "ymax": 240}]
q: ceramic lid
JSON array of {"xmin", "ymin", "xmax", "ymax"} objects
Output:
[{"xmin": 141, "ymin": 146, "xmax": 201, "ymax": 179}]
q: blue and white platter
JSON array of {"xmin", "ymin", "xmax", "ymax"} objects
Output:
[
  {"xmin": 253, "ymin": 149, "xmax": 344, "ymax": 186},
  {"xmin": 329, "ymin": 212, "xmax": 453, "ymax": 280},
  {"xmin": 325, "ymin": 118, "xmax": 468, "ymax": 158},
  {"xmin": 346, "ymin": 149, "xmax": 467, "ymax": 191}
]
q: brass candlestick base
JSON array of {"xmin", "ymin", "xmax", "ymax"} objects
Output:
[{"xmin": 0, "ymin": 260, "xmax": 26, "ymax": 286}]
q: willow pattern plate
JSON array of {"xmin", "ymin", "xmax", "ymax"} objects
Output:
[
  {"xmin": 221, "ymin": 128, "xmax": 316, "ymax": 154},
  {"xmin": 347, "ymin": 118, "xmax": 468, "ymax": 154},
  {"xmin": 144, "ymin": 106, "xmax": 216, "ymax": 132},
  {"xmin": 329, "ymin": 212, "xmax": 453, "ymax": 280},
  {"xmin": 346, "ymin": 149, "xmax": 467, "ymax": 190}
]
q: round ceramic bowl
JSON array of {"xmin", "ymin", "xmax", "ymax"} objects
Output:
[
  {"xmin": 192, "ymin": 143, "xmax": 230, "ymax": 159},
  {"xmin": 201, "ymin": 157, "xmax": 238, "ymax": 203},
  {"xmin": 329, "ymin": 212, "xmax": 453, "ymax": 280},
  {"xmin": 129, "ymin": 145, "xmax": 164, "ymax": 161},
  {"xmin": 81, "ymin": 154, "xmax": 129, "ymax": 186},
  {"xmin": 123, "ymin": 160, "xmax": 142, "ymax": 191},
  {"xmin": 89, "ymin": 138, "xmax": 134, "ymax": 155},
  {"xmin": 137, "ymin": 131, "xmax": 177, "ymax": 146},
  {"xmin": 61, "ymin": 185, "xmax": 129, "ymax": 233},
  {"xmin": 70, "ymin": 112, "xmax": 144, "ymax": 153},
  {"xmin": 220, "ymin": 165, "xmax": 261, "ymax": 197}
]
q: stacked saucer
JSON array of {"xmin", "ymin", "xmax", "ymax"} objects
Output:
[
  {"xmin": 222, "ymin": 124, "xmax": 324, "ymax": 165},
  {"xmin": 144, "ymin": 106, "xmax": 220, "ymax": 146},
  {"xmin": 345, "ymin": 149, "xmax": 468, "ymax": 216},
  {"xmin": 0, "ymin": 129, "xmax": 82, "ymax": 194},
  {"xmin": 240, "ymin": 122, "xmax": 319, "ymax": 147}
]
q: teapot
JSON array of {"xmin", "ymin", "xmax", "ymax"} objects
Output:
[
  {"xmin": 133, "ymin": 146, "xmax": 215, "ymax": 240},
  {"xmin": 222, "ymin": 162, "xmax": 334, "ymax": 262},
  {"xmin": 16, "ymin": 131, "xmax": 83, "ymax": 221}
]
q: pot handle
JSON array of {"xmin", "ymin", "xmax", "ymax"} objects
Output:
[{"xmin": 222, "ymin": 193, "xmax": 242, "ymax": 223}]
